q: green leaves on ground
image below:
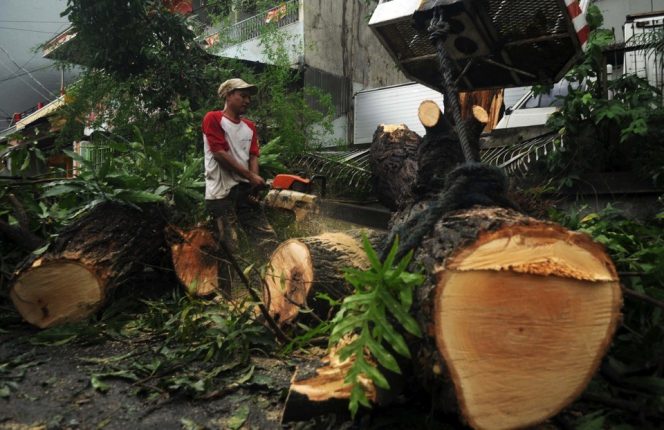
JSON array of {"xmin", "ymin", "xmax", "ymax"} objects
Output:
[
  {"xmin": 328, "ymin": 235, "xmax": 423, "ymax": 417},
  {"xmin": 24, "ymin": 292, "xmax": 274, "ymax": 400},
  {"xmin": 0, "ymin": 354, "xmax": 41, "ymax": 399}
]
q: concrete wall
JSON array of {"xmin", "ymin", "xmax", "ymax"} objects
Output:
[
  {"xmin": 302, "ymin": 0, "xmax": 407, "ymax": 89},
  {"xmin": 592, "ymin": 0, "xmax": 664, "ymax": 42},
  {"xmin": 302, "ymin": 0, "xmax": 410, "ymax": 143}
]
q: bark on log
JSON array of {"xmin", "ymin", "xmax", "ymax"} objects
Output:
[
  {"xmin": 369, "ymin": 124, "xmax": 421, "ymax": 210},
  {"xmin": 415, "ymin": 101, "xmax": 487, "ymax": 196},
  {"xmin": 10, "ymin": 202, "xmax": 170, "ymax": 328},
  {"xmin": 406, "ymin": 206, "xmax": 622, "ymax": 430},
  {"xmin": 169, "ymin": 226, "xmax": 219, "ymax": 296},
  {"xmin": 263, "ymin": 230, "xmax": 384, "ymax": 327}
]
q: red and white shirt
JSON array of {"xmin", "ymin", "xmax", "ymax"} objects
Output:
[{"xmin": 202, "ymin": 111, "xmax": 260, "ymax": 200}]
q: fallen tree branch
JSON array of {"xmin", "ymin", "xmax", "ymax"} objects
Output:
[
  {"xmin": 621, "ymin": 284, "xmax": 664, "ymax": 311},
  {"xmin": 217, "ymin": 239, "xmax": 292, "ymax": 344}
]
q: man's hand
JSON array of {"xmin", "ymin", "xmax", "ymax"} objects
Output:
[{"xmin": 248, "ymin": 172, "xmax": 266, "ymax": 188}]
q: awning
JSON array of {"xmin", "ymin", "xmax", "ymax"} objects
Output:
[{"xmin": 15, "ymin": 96, "xmax": 66, "ymax": 131}]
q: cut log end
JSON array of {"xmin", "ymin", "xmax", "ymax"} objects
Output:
[
  {"xmin": 471, "ymin": 105, "xmax": 489, "ymax": 125},
  {"xmin": 282, "ymin": 337, "xmax": 380, "ymax": 423},
  {"xmin": 263, "ymin": 239, "xmax": 314, "ymax": 326},
  {"xmin": 443, "ymin": 224, "xmax": 619, "ymax": 281},
  {"xmin": 431, "ymin": 218, "xmax": 622, "ymax": 430},
  {"xmin": 263, "ymin": 231, "xmax": 376, "ymax": 326},
  {"xmin": 170, "ymin": 227, "xmax": 218, "ymax": 296},
  {"xmin": 418, "ymin": 100, "xmax": 442, "ymax": 128},
  {"xmin": 379, "ymin": 123, "xmax": 409, "ymax": 134},
  {"xmin": 263, "ymin": 189, "xmax": 319, "ymax": 222},
  {"xmin": 10, "ymin": 261, "xmax": 102, "ymax": 328}
]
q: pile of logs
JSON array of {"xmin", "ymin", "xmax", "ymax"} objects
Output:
[
  {"xmin": 10, "ymin": 202, "xmax": 170, "ymax": 328},
  {"xmin": 273, "ymin": 99, "xmax": 622, "ymax": 429},
  {"xmin": 5, "ymin": 97, "xmax": 623, "ymax": 429}
]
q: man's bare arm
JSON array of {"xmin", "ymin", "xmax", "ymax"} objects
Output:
[
  {"xmin": 212, "ymin": 151, "xmax": 265, "ymax": 187},
  {"xmin": 249, "ymin": 155, "xmax": 259, "ymax": 176}
]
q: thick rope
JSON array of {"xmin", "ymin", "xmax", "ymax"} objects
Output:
[
  {"xmin": 428, "ymin": 10, "xmax": 479, "ymax": 164},
  {"xmin": 378, "ymin": 10, "xmax": 509, "ymax": 262},
  {"xmin": 381, "ymin": 163, "xmax": 517, "ymax": 262}
]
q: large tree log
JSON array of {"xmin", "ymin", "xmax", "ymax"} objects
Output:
[
  {"xmin": 10, "ymin": 202, "xmax": 170, "ymax": 328},
  {"xmin": 406, "ymin": 206, "xmax": 622, "ymax": 430},
  {"xmin": 369, "ymin": 124, "xmax": 421, "ymax": 210},
  {"xmin": 169, "ymin": 226, "xmax": 219, "ymax": 297},
  {"xmin": 263, "ymin": 230, "xmax": 384, "ymax": 327}
]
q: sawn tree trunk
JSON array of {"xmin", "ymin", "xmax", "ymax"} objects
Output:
[
  {"xmin": 369, "ymin": 124, "xmax": 421, "ymax": 210},
  {"xmin": 169, "ymin": 226, "xmax": 219, "ymax": 297},
  {"xmin": 10, "ymin": 202, "xmax": 170, "ymax": 328},
  {"xmin": 263, "ymin": 230, "xmax": 384, "ymax": 327},
  {"xmin": 406, "ymin": 206, "xmax": 622, "ymax": 430}
]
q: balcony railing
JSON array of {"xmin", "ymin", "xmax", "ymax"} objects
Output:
[{"xmin": 204, "ymin": 0, "xmax": 299, "ymax": 49}]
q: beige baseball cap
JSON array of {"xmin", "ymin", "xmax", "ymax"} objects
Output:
[{"xmin": 217, "ymin": 78, "xmax": 258, "ymax": 98}]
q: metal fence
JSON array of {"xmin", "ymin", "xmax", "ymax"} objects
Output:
[
  {"xmin": 73, "ymin": 141, "xmax": 111, "ymax": 175},
  {"xmin": 207, "ymin": 0, "xmax": 299, "ymax": 48}
]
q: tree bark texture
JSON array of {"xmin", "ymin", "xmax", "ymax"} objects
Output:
[
  {"xmin": 10, "ymin": 202, "xmax": 170, "ymax": 328},
  {"xmin": 369, "ymin": 124, "xmax": 421, "ymax": 210}
]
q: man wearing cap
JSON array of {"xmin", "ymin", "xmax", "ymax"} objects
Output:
[{"xmin": 202, "ymin": 78, "xmax": 278, "ymax": 265}]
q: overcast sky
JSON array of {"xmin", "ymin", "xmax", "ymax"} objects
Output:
[{"xmin": 0, "ymin": 0, "xmax": 81, "ymax": 130}]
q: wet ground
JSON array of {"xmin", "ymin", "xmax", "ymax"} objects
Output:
[{"xmin": 0, "ymin": 326, "xmax": 294, "ymax": 430}]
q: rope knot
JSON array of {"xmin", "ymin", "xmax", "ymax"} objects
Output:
[{"xmin": 427, "ymin": 11, "xmax": 450, "ymax": 43}]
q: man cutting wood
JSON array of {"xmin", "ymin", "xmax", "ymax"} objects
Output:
[{"xmin": 202, "ymin": 78, "xmax": 278, "ymax": 268}]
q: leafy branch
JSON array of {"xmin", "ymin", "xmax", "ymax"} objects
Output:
[{"xmin": 329, "ymin": 235, "xmax": 423, "ymax": 417}]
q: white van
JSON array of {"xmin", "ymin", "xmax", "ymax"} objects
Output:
[{"xmin": 494, "ymin": 79, "xmax": 578, "ymax": 130}]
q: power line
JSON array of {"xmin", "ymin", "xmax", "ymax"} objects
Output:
[
  {"xmin": 20, "ymin": 23, "xmax": 68, "ymax": 71},
  {"xmin": 0, "ymin": 64, "xmax": 55, "ymax": 84},
  {"xmin": 0, "ymin": 56, "xmax": 51, "ymax": 100},
  {"xmin": 0, "ymin": 44, "xmax": 57, "ymax": 98},
  {"xmin": 0, "ymin": 20, "xmax": 69, "ymax": 24},
  {"xmin": 0, "ymin": 26, "xmax": 62, "ymax": 34}
]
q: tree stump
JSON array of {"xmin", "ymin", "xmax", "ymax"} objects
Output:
[
  {"xmin": 263, "ymin": 230, "xmax": 384, "ymax": 327},
  {"xmin": 409, "ymin": 206, "xmax": 622, "ymax": 430},
  {"xmin": 169, "ymin": 226, "xmax": 219, "ymax": 296},
  {"xmin": 10, "ymin": 202, "xmax": 170, "ymax": 328},
  {"xmin": 369, "ymin": 124, "xmax": 421, "ymax": 210}
]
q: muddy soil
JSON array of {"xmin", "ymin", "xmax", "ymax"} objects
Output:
[
  {"xmin": 0, "ymin": 326, "xmax": 294, "ymax": 430},
  {"xmin": 0, "ymin": 313, "xmax": 452, "ymax": 430}
]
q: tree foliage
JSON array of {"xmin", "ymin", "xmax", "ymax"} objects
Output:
[
  {"xmin": 542, "ymin": 5, "xmax": 664, "ymax": 188},
  {"xmin": 329, "ymin": 236, "xmax": 423, "ymax": 417},
  {"xmin": 63, "ymin": 0, "xmax": 210, "ymax": 108}
]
